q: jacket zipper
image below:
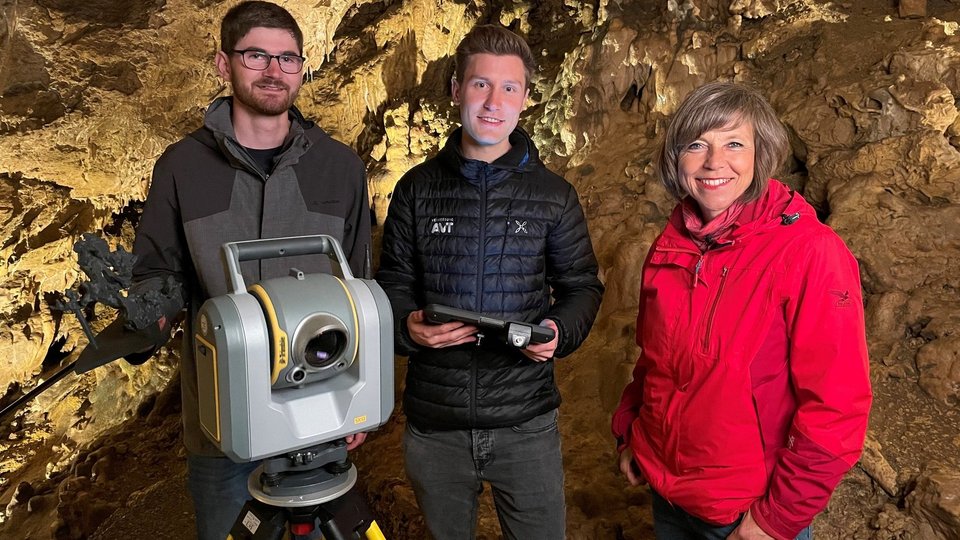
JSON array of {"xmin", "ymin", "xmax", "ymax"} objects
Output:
[
  {"xmin": 476, "ymin": 166, "xmax": 487, "ymax": 310},
  {"xmin": 471, "ymin": 166, "xmax": 488, "ymax": 425},
  {"xmin": 228, "ymin": 139, "xmax": 271, "ymax": 182},
  {"xmin": 702, "ymin": 266, "xmax": 729, "ymax": 352},
  {"xmin": 692, "ymin": 255, "xmax": 704, "ymax": 289},
  {"xmin": 226, "ymin": 139, "xmax": 271, "ymax": 276}
]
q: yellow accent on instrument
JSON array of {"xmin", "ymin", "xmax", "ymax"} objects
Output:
[
  {"xmin": 333, "ymin": 276, "xmax": 360, "ymax": 365},
  {"xmin": 354, "ymin": 415, "xmax": 368, "ymax": 425},
  {"xmin": 248, "ymin": 284, "xmax": 289, "ymax": 385},
  {"xmin": 195, "ymin": 334, "xmax": 220, "ymax": 442}
]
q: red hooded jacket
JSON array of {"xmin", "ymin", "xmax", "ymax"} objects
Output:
[{"xmin": 611, "ymin": 180, "xmax": 872, "ymax": 539}]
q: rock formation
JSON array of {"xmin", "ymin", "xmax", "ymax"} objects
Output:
[{"xmin": 1, "ymin": 0, "xmax": 959, "ymax": 538}]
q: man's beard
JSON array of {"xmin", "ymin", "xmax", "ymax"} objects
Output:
[{"xmin": 232, "ymin": 74, "xmax": 299, "ymax": 116}]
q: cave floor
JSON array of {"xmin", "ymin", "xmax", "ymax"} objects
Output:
[{"xmin": 3, "ymin": 365, "xmax": 946, "ymax": 540}]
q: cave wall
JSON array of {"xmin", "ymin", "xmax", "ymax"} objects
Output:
[{"xmin": 1, "ymin": 0, "xmax": 959, "ymax": 538}]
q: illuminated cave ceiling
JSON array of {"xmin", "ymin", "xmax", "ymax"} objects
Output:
[{"xmin": 1, "ymin": 0, "xmax": 959, "ymax": 538}]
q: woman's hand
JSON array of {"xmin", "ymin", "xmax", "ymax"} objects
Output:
[
  {"xmin": 727, "ymin": 509, "xmax": 774, "ymax": 540},
  {"xmin": 618, "ymin": 448, "xmax": 646, "ymax": 486},
  {"xmin": 406, "ymin": 309, "xmax": 478, "ymax": 348}
]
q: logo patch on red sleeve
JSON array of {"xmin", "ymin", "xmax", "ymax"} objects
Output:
[{"xmin": 829, "ymin": 289, "xmax": 851, "ymax": 308}]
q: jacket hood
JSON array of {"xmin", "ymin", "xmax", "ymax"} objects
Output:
[
  {"xmin": 189, "ymin": 96, "xmax": 314, "ymax": 151},
  {"xmin": 661, "ymin": 179, "xmax": 814, "ymax": 250},
  {"xmin": 188, "ymin": 97, "xmax": 315, "ymax": 176},
  {"xmin": 438, "ymin": 127, "xmax": 540, "ymax": 185}
]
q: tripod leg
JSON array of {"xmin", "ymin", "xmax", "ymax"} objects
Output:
[
  {"xmin": 227, "ymin": 498, "xmax": 287, "ymax": 540},
  {"xmin": 317, "ymin": 518, "xmax": 386, "ymax": 540},
  {"xmin": 315, "ymin": 487, "xmax": 387, "ymax": 540},
  {"xmin": 364, "ymin": 520, "xmax": 386, "ymax": 540}
]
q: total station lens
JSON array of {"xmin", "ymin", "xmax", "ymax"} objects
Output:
[{"xmin": 303, "ymin": 330, "xmax": 346, "ymax": 369}]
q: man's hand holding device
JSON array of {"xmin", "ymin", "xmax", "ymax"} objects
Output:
[
  {"xmin": 407, "ymin": 309, "xmax": 479, "ymax": 348},
  {"xmin": 520, "ymin": 318, "xmax": 558, "ymax": 362},
  {"xmin": 418, "ymin": 304, "xmax": 557, "ymax": 358}
]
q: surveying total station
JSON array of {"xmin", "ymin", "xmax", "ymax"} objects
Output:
[{"xmin": 194, "ymin": 235, "xmax": 393, "ymax": 539}]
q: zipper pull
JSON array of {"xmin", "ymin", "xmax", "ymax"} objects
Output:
[
  {"xmin": 781, "ymin": 212, "xmax": 801, "ymax": 225},
  {"xmin": 693, "ymin": 255, "xmax": 703, "ymax": 289}
]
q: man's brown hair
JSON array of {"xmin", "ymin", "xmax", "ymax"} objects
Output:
[
  {"xmin": 454, "ymin": 25, "xmax": 537, "ymax": 87},
  {"xmin": 220, "ymin": 1, "xmax": 303, "ymax": 54}
]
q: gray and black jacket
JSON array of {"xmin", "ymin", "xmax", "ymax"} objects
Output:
[
  {"xmin": 132, "ymin": 97, "xmax": 371, "ymax": 456},
  {"xmin": 376, "ymin": 127, "xmax": 603, "ymax": 430}
]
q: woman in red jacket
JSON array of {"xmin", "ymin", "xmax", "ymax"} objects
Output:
[{"xmin": 611, "ymin": 81, "xmax": 872, "ymax": 540}]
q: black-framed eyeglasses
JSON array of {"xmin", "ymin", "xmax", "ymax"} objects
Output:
[{"xmin": 232, "ymin": 49, "xmax": 306, "ymax": 74}]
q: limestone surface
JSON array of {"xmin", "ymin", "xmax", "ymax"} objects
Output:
[{"xmin": 1, "ymin": 0, "xmax": 959, "ymax": 539}]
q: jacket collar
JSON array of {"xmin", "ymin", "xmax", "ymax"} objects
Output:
[
  {"xmin": 659, "ymin": 180, "xmax": 812, "ymax": 251},
  {"xmin": 438, "ymin": 127, "xmax": 538, "ymax": 186},
  {"xmin": 192, "ymin": 97, "xmax": 314, "ymax": 178},
  {"xmin": 202, "ymin": 97, "xmax": 313, "ymax": 140}
]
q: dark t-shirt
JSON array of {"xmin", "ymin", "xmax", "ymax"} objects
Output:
[{"xmin": 245, "ymin": 145, "xmax": 283, "ymax": 175}]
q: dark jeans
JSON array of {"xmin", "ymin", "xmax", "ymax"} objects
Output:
[
  {"xmin": 186, "ymin": 454, "xmax": 259, "ymax": 540},
  {"xmin": 651, "ymin": 489, "xmax": 813, "ymax": 540},
  {"xmin": 403, "ymin": 408, "xmax": 566, "ymax": 540}
]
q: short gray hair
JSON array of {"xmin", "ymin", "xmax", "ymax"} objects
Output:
[{"xmin": 654, "ymin": 81, "xmax": 789, "ymax": 202}]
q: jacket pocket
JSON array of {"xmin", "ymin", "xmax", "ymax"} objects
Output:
[
  {"xmin": 749, "ymin": 310, "xmax": 793, "ymax": 466},
  {"xmin": 675, "ymin": 350, "xmax": 765, "ymax": 475}
]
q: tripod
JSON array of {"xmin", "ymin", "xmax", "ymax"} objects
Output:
[{"xmin": 227, "ymin": 440, "xmax": 385, "ymax": 540}]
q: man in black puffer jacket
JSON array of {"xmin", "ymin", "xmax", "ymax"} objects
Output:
[{"xmin": 376, "ymin": 25, "xmax": 603, "ymax": 540}]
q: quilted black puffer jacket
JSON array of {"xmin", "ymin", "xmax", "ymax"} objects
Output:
[{"xmin": 376, "ymin": 127, "xmax": 604, "ymax": 429}]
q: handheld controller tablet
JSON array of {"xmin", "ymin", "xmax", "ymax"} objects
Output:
[{"xmin": 423, "ymin": 304, "xmax": 555, "ymax": 347}]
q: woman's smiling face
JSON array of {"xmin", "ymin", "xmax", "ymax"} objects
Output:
[{"xmin": 678, "ymin": 119, "xmax": 756, "ymax": 222}]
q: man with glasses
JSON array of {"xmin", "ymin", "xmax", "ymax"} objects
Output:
[{"xmin": 128, "ymin": 2, "xmax": 371, "ymax": 538}]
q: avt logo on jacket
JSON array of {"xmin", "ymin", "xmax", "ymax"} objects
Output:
[{"xmin": 429, "ymin": 217, "xmax": 455, "ymax": 234}]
